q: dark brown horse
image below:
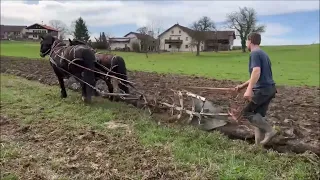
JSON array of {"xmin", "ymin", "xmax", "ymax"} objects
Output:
[
  {"xmin": 68, "ymin": 39, "xmax": 131, "ymax": 101},
  {"xmin": 39, "ymin": 34, "xmax": 96, "ymax": 103}
]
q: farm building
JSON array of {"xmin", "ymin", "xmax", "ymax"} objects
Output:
[
  {"xmin": 1, "ymin": 23, "xmax": 59, "ymax": 40},
  {"xmin": 109, "ymin": 32, "xmax": 157, "ymax": 52},
  {"xmin": 108, "ymin": 37, "xmax": 132, "ymax": 51},
  {"xmin": 1, "ymin": 25, "xmax": 27, "ymax": 40},
  {"xmin": 24, "ymin": 23, "xmax": 59, "ymax": 40},
  {"xmin": 158, "ymin": 23, "xmax": 236, "ymax": 52}
]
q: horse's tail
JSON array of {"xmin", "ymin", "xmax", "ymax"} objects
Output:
[
  {"xmin": 114, "ymin": 56, "xmax": 131, "ymax": 94},
  {"xmin": 82, "ymin": 48, "xmax": 96, "ymax": 100}
]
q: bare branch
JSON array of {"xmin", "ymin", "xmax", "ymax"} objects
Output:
[{"xmin": 49, "ymin": 20, "xmax": 70, "ymax": 40}]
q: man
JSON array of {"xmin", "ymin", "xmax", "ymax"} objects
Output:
[{"xmin": 233, "ymin": 32, "xmax": 277, "ymax": 145}]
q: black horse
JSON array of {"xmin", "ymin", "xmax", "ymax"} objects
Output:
[
  {"xmin": 39, "ymin": 34, "xmax": 96, "ymax": 103},
  {"xmin": 68, "ymin": 38, "xmax": 131, "ymax": 101}
]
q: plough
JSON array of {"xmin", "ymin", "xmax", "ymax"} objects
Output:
[
  {"xmin": 100, "ymin": 80, "xmax": 233, "ymax": 131},
  {"xmin": 154, "ymin": 89, "xmax": 231, "ymax": 130}
]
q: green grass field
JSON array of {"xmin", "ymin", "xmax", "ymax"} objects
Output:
[
  {"xmin": 1, "ymin": 74, "xmax": 319, "ymax": 179},
  {"xmin": 1, "ymin": 41, "xmax": 319, "ymax": 86}
]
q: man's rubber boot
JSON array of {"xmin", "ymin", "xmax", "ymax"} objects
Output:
[
  {"xmin": 254, "ymin": 127, "xmax": 264, "ymax": 145},
  {"xmin": 251, "ymin": 114, "xmax": 277, "ymax": 145}
]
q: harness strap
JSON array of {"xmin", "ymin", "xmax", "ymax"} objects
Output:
[
  {"xmin": 53, "ymin": 52, "xmax": 135, "ymax": 85},
  {"xmin": 48, "ymin": 56, "xmax": 131, "ymax": 97},
  {"xmin": 67, "ymin": 58, "xmax": 83, "ymax": 70}
]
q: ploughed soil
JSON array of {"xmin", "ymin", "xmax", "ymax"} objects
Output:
[
  {"xmin": 0, "ymin": 115, "xmax": 204, "ymax": 179},
  {"xmin": 1, "ymin": 56, "xmax": 320, "ymax": 155}
]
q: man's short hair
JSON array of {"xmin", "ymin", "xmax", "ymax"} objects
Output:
[{"xmin": 248, "ymin": 32, "xmax": 261, "ymax": 45}]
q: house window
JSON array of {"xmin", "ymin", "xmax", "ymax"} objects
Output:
[
  {"xmin": 33, "ymin": 34, "xmax": 37, "ymax": 38},
  {"xmin": 185, "ymin": 45, "xmax": 188, "ymax": 48},
  {"xmin": 186, "ymin": 37, "xmax": 188, "ymax": 41},
  {"xmin": 169, "ymin": 45, "xmax": 171, "ymax": 48},
  {"xmin": 169, "ymin": 37, "xmax": 171, "ymax": 40},
  {"xmin": 178, "ymin": 37, "xmax": 180, "ymax": 40},
  {"xmin": 179, "ymin": 30, "xmax": 181, "ymax": 34},
  {"xmin": 171, "ymin": 30, "xmax": 174, "ymax": 34}
]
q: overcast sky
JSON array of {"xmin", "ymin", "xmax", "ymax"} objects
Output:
[{"xmin": 1, "ymin": 0, "xmax": 319, "ymax": 45}]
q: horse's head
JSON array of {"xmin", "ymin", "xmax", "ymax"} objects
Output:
[
  {"xmin": 39, "ymin": 34, "xmax": 56, "ymax": 57},
  {"xmin": 68, "ymin": 38, "xmax": 97, "ymax": 53}
]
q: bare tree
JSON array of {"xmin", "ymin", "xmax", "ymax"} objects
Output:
[
  {"xmin": 190, "ymin": 16, "xmax": 216, "ymax": 56},
  {"xmin": 136, "ymin": 25, "xmax": 156, "ymax": 58},
  {"xmin": 225, "ymin": 7, "xmax": 266, "ymax": 52},
  {"xmin": 148, "ymin": 20, "xmax": 164, "ymax": 53},
  {"xmin": 188, "ymin": 38, "xmax": 198, "ymax": 53},
  {"xmin": 49, "ymin": 20, "xmax": 70, "ymax": 40},
  {"xmin": 137, "ymin": 26, "xmax": 148, "ymax": 34}
]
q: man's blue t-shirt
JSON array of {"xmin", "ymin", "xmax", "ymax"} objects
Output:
[{"xmin": 249, "ymin": 49, "xmax": 275, "ymax": 89}]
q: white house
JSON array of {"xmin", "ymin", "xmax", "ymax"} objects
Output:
[
  {"xmin": 158, "ymin": 23, "xmax": 236, "ymax": 52},
  {"xmin": 24, "ymin": 23, "xmax": 59, "ymax": 40},
  {"xmin": 108, "ymin": 32, "xmax": 157, "ymax": 51},
  {"xmin": 108, "ymin": 37, "xmax": 132, "ymax": 50}
]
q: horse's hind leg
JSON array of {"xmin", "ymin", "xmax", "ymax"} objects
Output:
[
  {"xmin": 83, "ymin": 69, "xmax": 96, "ymax": 103},
  {"xmin": 105, "ymin": 78, "xmax": 114, "ymax": 101},
  {"xmin": 94, "ymin": 76, "xmax": 100, "ymax": 96},
  {"xmin": 53, "ymin": 67, "xmax": 67, "ymax": 98},
  {"xmin": 118, "ymin": 80, "xmax": 129, "ymax": 94}
]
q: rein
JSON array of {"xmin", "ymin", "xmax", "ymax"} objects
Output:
[{"xmin": 48, "ymin": 56, "xmax": 131, "ymax": 97}]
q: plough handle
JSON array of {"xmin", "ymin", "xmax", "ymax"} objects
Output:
[{"xmin": 188, "ymin": 86, "xmax": 236, "ymax": 91}]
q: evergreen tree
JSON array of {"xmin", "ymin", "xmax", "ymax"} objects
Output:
[
  {"xmin": 92, "ymin": 32, "xmax": 109, "ymax": 50},
  {"xmin": 101, "ymin": 32, "xmax": 107, "ymax": 43},
  {"xmin": 73, "ymin": 17, "xmax": 90, "ymax": 42}
]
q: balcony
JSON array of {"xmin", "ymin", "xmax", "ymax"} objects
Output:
[
  {"xmin": 165, "ymin": 39, "xmax": 183, "ymax": 44},
  {"xmin": 25, "ymin": 32, "xmax": 46, "ymax": 35}
]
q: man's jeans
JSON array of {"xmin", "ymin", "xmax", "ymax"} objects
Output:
[{"xmin": 242, "ymin": 85, "xmax": 277, "ymax": 122}]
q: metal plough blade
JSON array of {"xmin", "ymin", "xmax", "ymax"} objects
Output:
[{"xmin": 192, "ymin": 98, "xmax": 228, "ymax": 131}]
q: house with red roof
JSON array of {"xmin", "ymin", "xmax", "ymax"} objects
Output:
[
  {"xmin": 1, "ymin": 23, "xmax": 59, "ymax": 40},
  {"xmin": 24, "ymin": 23, "xmax": 59, "ymax": 40}
]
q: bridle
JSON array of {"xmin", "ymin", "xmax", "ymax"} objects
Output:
[{"xmin": 41, "ymin": 39, "xmax": 64, "ymax": 57}]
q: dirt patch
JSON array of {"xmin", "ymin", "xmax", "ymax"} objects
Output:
[
  {"xmin": 1, "ymin": 114, "xmax": 207, "ymax": 179},
  {"xmin": 1, "ymin": 56, "xmax": 320, "ymax": 155}
]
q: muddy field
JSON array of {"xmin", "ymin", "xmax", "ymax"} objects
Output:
[{"xmin": 1, "ymin": 56, "xmax": 320, "ymax": 155}]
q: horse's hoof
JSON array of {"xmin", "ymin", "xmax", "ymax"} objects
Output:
[
  {"xmin": 82, "ymin": 96, "xmax": 92, "ymax": 104},
  {"xmin": 94, "ymin": 91, "xmax": 100, "ymax": 97},
  {"xmin": 61, "ymin": 91, "xmax": 67, "ymax": 98}
]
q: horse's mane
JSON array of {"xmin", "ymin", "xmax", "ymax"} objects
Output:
[
  {"xmin": 69, "ymin": 39, "xmax": 89, "ymax": 46},
  {"xmin": 53, "ymin": 38, "xmax": 67, "ymax": 47}
]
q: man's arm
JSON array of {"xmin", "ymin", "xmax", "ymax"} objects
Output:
[
  {"xmin": 239, "ymin": 80, "xmax": 250, "ymax": 89},
  {"xmin": 247, "ymin": 67, "xmax": 261, "ymax": 90},
  {"xmin": 247, "ymin": 52, "xmax": 261, "ymax": 90}
]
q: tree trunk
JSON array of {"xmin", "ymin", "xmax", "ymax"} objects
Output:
[
  {"xmin": 196, "ymin": 42, "xmax": 200, "ymax": 56},
  {"xmin": 241, "ymin": 39, "xmax": 246, "ymax": 53},
  {"xmin": 157, "ymin": 39, "xmax": 161, "ymax": 54}
]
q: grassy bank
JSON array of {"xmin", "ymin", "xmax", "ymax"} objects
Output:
[{"xmin": 1, "ymin": 74, "xmax": 319, "ymax": 179}]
